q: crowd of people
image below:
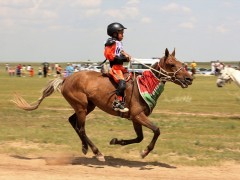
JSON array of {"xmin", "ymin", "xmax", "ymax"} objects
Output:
[
  {"xmin": 211, "ymin": 60, "xmax": 225, "ymax": 75},
  {"xmin": 3, "ymin": 63, "xmax": 82, "ymax": 78},
  {"xmin": 182, "ymin": 59, "xmax": 238, "ymax": 77},
  {"xmin": 3, "ymin": 59, "xmax": 238, "ymax": 79}
]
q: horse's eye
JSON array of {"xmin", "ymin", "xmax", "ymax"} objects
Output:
[{"xmin": 170, "ymin": 64, "xmax": 175, "ymax": 68}]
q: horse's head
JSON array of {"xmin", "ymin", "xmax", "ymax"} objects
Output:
[
  {"xmin": 216, "ymin": 68, "xmax": 232, "ymax": 87},
  {"xmin": 155, "ymin": 48, "xmax": 193, "ymax": 88}
]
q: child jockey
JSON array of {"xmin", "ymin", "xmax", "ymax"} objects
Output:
[{"xmin": 104, "ymin": 22, "xmax": 131, "ymax": 112}]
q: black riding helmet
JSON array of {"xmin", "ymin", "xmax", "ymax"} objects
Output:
[{"xmin": 107, "ymin": 22, "xmax": 127, "ymax": 37}]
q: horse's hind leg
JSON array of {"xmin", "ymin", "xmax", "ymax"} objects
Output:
[
  {"xmin": 110, "ymin": 121, "xmax": 143, "ymax": 145},
  {"xmin": 68, "ymin": 113, "xmax": 88, "ymax": 155},
  {"xmin": 69, "ymin": 102, "xmax": 105, "ymax": 161},
  {"xmin": 75, "ymin": 110, "xmax": 105, "ymax": 161}
]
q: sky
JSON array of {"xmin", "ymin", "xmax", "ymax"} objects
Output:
[{"xmin": 0, "ymin": 0, "xmax": 240, "ymax": 62}]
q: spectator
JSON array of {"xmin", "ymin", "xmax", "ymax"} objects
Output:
[
  {"xmin": 8, "ymin": 67, "xmax": 15, "ymax": 76},
  {"xmin": 56, "ymin": 65, "xmax": 62, "ymax": 77},
  {"xmin": 5, "ymin": 63, "xmax": 9, "ymax": 71},
  {"xmin": 48, "ymin": 66, "xmax": 52, "ymax": 76},
  {"xmin": 29, "ymin": 68, "xmax": 34, "ymax": 77},
  {"xmin": 211, "ymin": 61, "xmax": 216, "ymax": 75},
  {"xmin": 63, "ymin": 69, "xmax": 67, "ymax": 78},
  {"xmin": 38, "ymin": 67, "xmax": 43, "ymax": 78},
  {"xmin": 43, "ymin": 65, "xmax": 48, "ymax": 78},
  {"xmin": 16, "ymin": 64, "xmax": 22, "ymax": 77},
  {"xmin": 190, "ymin": 61, "xmax": 197, "ymax": 77},
  {"xmin": 65, "ymin": 63, "xmax": 74, "ymax": 77},
  {"xmin": 214, "ymin": 60, "xmax": 224, "ymax": 75},
  {"xmin": 55, "ymin": 63, "xmax": 59, "ymax": 73},
  {"xmin": 21, "ymin": 65, "xmax": 26, "ymax": 77},
  {"xmin": 51, "ymin": 63, "xmax": 55, "ymax": 72},
  {"xmin": 27, "ymin": 65, "xmax": 31, "ymax": 72}
]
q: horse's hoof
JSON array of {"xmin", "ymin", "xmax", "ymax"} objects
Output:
[
  {"xmin": 140, "ymin": 150, "xmax": 148, "ymax": 159},
  {"xmin": 96, "ymin": 154, "xmax": 105, "ymax": 162},
  {"xmin": 82, "ymin": 148, "xmax": 88, "ymax": 155},
  {"xmin": 82, "ymin": 144, "xmax": 88, "ymax": 155},
  {"xmin": 110, "ymin": 138, "xmax": 118, "ymax": 145}
]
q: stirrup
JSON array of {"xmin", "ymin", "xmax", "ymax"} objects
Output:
[{"xmin": 112, "ymin": 100, "xmax": 129, "ymax": 112}]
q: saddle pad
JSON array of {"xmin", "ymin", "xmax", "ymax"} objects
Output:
[{"xmin": 137, "ymin": 70, "xmax": 165, "ymax": 112}]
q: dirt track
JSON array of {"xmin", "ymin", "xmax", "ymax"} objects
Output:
[
  {"xmin": 0, "ymin": 154, "xmax": 239, "ymax": 180},
  {"xmin": 1, "ymin": 109, "xmax": 239, "ymax": 180}
]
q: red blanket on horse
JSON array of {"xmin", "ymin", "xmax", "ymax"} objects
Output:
[{"xmin": 137, "ymin": 70, "xmax": 165, "ymax": 112}]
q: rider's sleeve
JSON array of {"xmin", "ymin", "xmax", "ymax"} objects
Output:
[
  {"xmin": 104, "ymin": 39, "xmax": 128, "ymax": 64},
  {"xmin": 114, "ymin": 54, "xmax": 128, "ymax": 63},
  {"xmin": 104, "ymin": 43, "xmax": 116, "ymax": 61}
]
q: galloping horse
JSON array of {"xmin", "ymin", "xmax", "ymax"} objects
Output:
[
  {"xmin": 216, "ymin": 67, "xmax": 240, "ymax": 88},
  {"xmin": 12, "ymin": 48, "xmax": 193, "ymax": 161}
]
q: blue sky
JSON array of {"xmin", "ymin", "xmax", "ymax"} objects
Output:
[{"xmin": 0, "ymin": 0, "xmax": 240, "ymax": 62}]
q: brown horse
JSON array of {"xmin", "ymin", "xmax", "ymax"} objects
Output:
[{"xmin": 12, "ymin": 48, "xmax": 193, "ymax": 161}]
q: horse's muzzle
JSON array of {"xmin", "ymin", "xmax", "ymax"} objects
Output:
[
  {"xmin": 174, "ymin": 76, "xmax": 193, "ymax": 88},
  {"xmin": 216, "ymin": 79, "xmax": 224, "ymax": 87},
  {"xmin": 182, "ymin": 76, "xmax": 193, "ymax": 88}
]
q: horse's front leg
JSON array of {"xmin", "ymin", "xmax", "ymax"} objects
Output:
[
  {"xmin": 110, "ymin": 121, "xmax": 143, "ymax": 145},
  {"xmin": 135, "ymin": 112, "xmax": 160, "ymax": 158}
]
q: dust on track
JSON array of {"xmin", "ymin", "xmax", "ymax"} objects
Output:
[{"xmin": 0, "ymin": 153, "xmax": 239, "ymax": 180}]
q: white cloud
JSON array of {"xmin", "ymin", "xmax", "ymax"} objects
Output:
[
  {"xmin": 127, "ymin": 0, "xmax": 140, "ymax": 5},
  {"xmin": 179, "ymin": 22, "xmax": 194, "ymax": 29},
  {"xmin": 161, "ymin": 3, "xmax": 191, "ymax": 14},
  {"xmin": 216, "ymin": 25, "xmax": 229, "ymax": 33},
  {"xmin": 0, "ymin": 0, "xmax": 35, "ymax": 8},
  {"xmin": 0, "ymin": 0, "xmax": 58, "ymax": 30},
  {"xmin": 0, "ymin": 18, "xmax": 15, "ymax": 27},
  {"xmin": 141, "ymin": 17, "xmax": 152, "ymax": 23},
  {"xmin": 124, "ymin": 7, "xmax": 139, "ymax": 18},
  {"xmin": 221, "ymin": 2, "xmax": 233, "ymax": 8},
  {"xmin": 178, "ymin": 16, "xmax": 197, "ymax": 29},
  {"xmin": 83, "ymin": 8, "xmax": 101, "ymax": 17},
  {"xmin": 70, "ymin": 0, "xmax": 102, "ymax": 8},
  {"xmin": 104, "ymin": 6, "xmax": 139, "ymax": 20}
]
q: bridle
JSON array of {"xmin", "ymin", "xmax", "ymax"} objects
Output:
[
  {"xmin": 157, "ymin": 61, "xmax": 183, "ymax": 83},
  {"xmin": 132, "ymin": 57, "xmax": 184, "ymax": 83}
]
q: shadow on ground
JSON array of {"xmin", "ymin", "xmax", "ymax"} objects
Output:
[{"xmin": 11, "ymin": 155, "xmax": 176, "ymax": 170}]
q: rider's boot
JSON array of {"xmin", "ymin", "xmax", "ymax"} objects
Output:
[{"xmin": 112, "ymin": 96, "xmax": 129, "ymax": 112}]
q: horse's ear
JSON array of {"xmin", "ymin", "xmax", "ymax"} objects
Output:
[
  {"xmin": 172, "ymin": 48, "xmax": 175, "ymax": 57},
  {"xmin": 165, "ymin": 48, "xmax": 169, "ymax": 57}
]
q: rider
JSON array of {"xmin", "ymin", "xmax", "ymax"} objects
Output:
[{"xmin": 104, "ymin": 22, "xmax": 131, "ymax": 112}]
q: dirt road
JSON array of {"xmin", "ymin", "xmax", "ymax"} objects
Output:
[{"xmin": 0, "ymin": 154, "xmax": 239, "ymax": 180}]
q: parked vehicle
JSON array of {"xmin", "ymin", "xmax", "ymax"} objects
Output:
[
  {"xmin": 127, "ymin": 58, "xmax": 159, "ymax": 74},
  {"xmin": 87, "ymin": 65, "xmax": 102, "ymax": 72}
]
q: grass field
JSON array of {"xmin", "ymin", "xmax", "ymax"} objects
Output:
[{"xmin": 0, "ymin": 63, "xmax": 239, "ymax": 166}]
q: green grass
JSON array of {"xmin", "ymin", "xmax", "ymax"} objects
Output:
[{"xmin": 0, "ymin": 64, "xmax": 239, "ymax": 166}]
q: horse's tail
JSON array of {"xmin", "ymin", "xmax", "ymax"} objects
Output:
[{"xmin": 11, "ymin": 78, "xmax": 64, "ymax": 111}]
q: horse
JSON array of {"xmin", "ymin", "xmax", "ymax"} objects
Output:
[
  {"xmin": 216, "ymin": 67, "xmax": 240, "ymax": 88},
  {"xmin": 12, "ymin": 48, "xmax": 193, "ymax": 161}
]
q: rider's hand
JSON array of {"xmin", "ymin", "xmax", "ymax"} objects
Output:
[
  {"xmin": 121, "ymin": 51, "xmax": 131, "ymax": 62},
  {"xmin": 125, "ymin": 55, "xmax": 131, "ymax": 62}
]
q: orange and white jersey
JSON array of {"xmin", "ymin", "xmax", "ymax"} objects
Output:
[{"xmin": 104, "ymin": 38, "xmax": 124, "ymax": 61}]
